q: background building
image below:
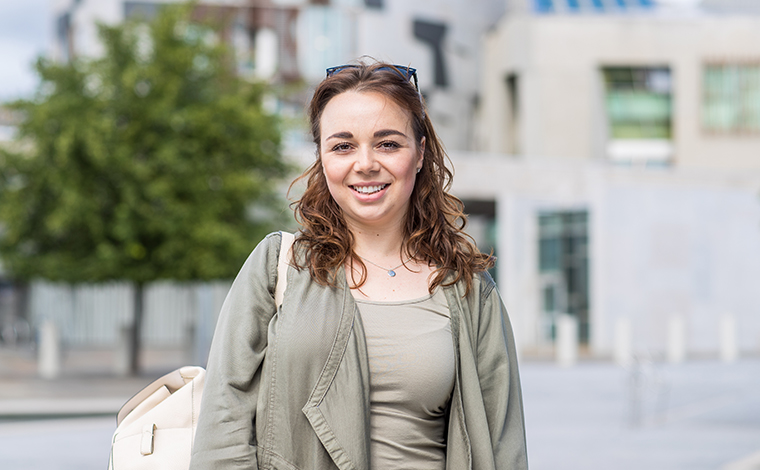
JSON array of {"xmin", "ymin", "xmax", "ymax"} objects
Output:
[{"xmin": 457, "ymin": 0, "xmax": 760, "ymax": 359}]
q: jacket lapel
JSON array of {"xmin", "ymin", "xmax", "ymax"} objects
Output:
[{"xmin": 302, "ymin": 274, "xmax": 371, "ymax": 470}]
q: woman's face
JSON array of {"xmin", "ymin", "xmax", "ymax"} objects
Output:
[{"xmin": 319, "ymin": 90, "xmax": 424, "ymax": 232}]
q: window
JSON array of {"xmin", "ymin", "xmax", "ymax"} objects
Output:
[
  {"xmin": 602, "ymin": 67, "xmax": 673, "ymax": 164},
  {"xmin": 505, "ymin": 73, "xmax": 521, "ymax": 154},
  {"xmin": 462, "ymin": 199, "xmax": 498, "ymax": 283},
  {"xmin": 703, "ymin": 63, "xmax": 760, "ymax": 134},
  {"xmin": 538, "ymin": 211, "xmax": 589, "ymax": 343},
  {"xmin": 603, "ymin": 67, "xmax": 672, "ymax": 139}
]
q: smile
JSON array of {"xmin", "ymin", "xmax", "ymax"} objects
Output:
[{"xmin": 351, "ymin": 184, "xmax": 389, "ymax": 195}]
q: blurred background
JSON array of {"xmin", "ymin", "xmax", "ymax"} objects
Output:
[{"xmin": 1, "ymin": 0, "xmax": 759, "ymax": 469}]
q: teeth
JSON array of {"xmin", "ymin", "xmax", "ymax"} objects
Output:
[{"xmin": 352, "ymin": 184, "xmax": 387, "ymax": 194}]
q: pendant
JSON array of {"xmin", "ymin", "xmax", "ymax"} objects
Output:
[{"xmin": 388, "ymin": 270, "xmax": 396, "ymax": 277}]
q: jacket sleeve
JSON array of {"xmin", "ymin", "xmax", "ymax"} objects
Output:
[
  {"xmin": 476, "ymin": 277, "xmax": 529, "ymax": 470},
  {"xmin": 190, "ymin": 232, "xmax": 281, "ymax": 470}
]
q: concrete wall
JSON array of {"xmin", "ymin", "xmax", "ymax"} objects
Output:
[{"xmin": 479, "ymin": 12, "xmax": 760, "ymax": 169}]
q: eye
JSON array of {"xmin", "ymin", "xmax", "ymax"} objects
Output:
[
  {"xmin": 378, "ymin": 140, "xmax": 400, "ymax": 151},
  {"xmin": 331, "ymin": 142, "xmax": 353, "ymax": 152}
]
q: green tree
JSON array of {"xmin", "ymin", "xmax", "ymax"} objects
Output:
[{"xmin": 0, "ymin": 3, "xmax": 288, "ymax": 373}]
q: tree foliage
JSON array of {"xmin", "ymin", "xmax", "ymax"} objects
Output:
[{"xmin": 0, "ymin": 4, "xmax": 288, "ymax": 283}]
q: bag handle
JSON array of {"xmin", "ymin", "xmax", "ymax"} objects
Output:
[
  {"xmin": 275, "ymin": 231, "xmax": 294, "ymax": 309},
  {"xmin": 116, "ymin": 366, "xmax": 203, "ymax": 426}
]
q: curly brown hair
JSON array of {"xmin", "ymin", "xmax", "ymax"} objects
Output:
[{"xmin": 289, "ymin": 61, "xmax": 493, "ymax": 296}]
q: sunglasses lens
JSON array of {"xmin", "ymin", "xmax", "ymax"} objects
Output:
[
  {"xmin": 325, "ymin": 65, "xmax": 418, "ymax": 92},
  {"xmin": 326, "ymin": 65, "xmax": 353, "ymax": 77}
]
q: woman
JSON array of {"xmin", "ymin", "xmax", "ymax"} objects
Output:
[{"xmin": 190, "ymin": 62, "xmax": 527, "ymax": 470}]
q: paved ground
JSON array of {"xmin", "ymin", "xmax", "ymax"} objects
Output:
[
  {"xmin": 0, "ymin": 346, "xmax": 759, "ymax": 469},
  {"xmin": 520, "ymin": 358, "xmax": 760, "ymax": 470}
]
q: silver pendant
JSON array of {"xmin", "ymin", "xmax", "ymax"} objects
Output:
[{"xmin": 388, "ymin": 270, "xmax": 396, "ymax": 277}]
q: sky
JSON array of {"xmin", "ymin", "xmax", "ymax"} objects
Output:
[{"xmin": 0, "ymin": 0, "xmax": 51, "ymax": 102}]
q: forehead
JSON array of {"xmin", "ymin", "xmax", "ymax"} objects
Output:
[{"xmin": 320, "ymin": 91, "xmax": 412, "ymax": 137}]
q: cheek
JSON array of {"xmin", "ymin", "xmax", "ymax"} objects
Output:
[{"xmin": 321, "ymin": 158, "xmax": 345, "ymax": 195}]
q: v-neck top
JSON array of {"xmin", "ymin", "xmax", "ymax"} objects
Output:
[{"xmin": 355, "ymin": 289, "xmax": 455, "ymax": 469}]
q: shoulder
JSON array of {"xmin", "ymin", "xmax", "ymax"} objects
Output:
[
  {"xmin": 458, "ymin": 270, "xmax": 497, "ymax": 308},
  {"xmin": 248, "ymin": 231, "xmax": 282, "ymax": 260},
  {"xmin": 444, "ymin": 269, "xmax": 501, "ymax": 317},
  {"xmin": 476, "ymin": 269, "xmax": 497, "ymax": 298},
  {"xmin": 235, "ymin": 231, "xmax": 284, "ymax": 283}
]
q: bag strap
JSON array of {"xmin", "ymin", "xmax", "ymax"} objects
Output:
[
  {"xmin": 116, "ymin": 366, "xmax": 204, "ymax": 426},
  {"xmin": 275, "ymin": 231, "xmax": 294, "ymax": 309}
]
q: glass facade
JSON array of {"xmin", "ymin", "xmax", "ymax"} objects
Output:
[{"xmin": 538, "ymin": 210, "xmax": 589, "ymax": 344}]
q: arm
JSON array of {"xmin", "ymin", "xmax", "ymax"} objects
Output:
[
  {"xmin": 190, "ymin": 233, "xmax": 280, "ymax": 470},
  {"xmin": 476, "ymin": 277, "xmax": 529, "ymax": 469}
]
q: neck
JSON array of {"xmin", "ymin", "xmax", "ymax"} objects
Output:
[{"xmin": 347, "ymin": 219, "xmax": 407, "ymax": 261}]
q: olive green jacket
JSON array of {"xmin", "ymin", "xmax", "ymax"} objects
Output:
[{"xmin": 190, "ymin": 232, "xmax": 528, "ymax": 470}]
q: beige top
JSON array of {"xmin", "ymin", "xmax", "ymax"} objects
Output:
[{"xmin": 355, "ymin": 289, "xmax": 455, "ymax": 470}]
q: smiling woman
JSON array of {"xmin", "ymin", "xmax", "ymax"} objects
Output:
[{"xmin": 190, "ymin": 61, "xmax": 528, "ymax": 470}]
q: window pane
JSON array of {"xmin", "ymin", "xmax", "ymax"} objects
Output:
[
  {"xmin": 703, "ymin": 63, "xmax": 760, "ymax": 133},
  {"xmin": 603, "ymin": 67, "xmax": 672, "ymax": 140}
]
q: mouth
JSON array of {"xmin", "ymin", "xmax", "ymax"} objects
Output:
[{"xmin": 350, "ymin": 184, "xmax": 389, "ymax": 195}]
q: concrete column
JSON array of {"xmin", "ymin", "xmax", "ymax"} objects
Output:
[
  {"xmin": 38, "ymin": 320, "xmax": 61, "ymax": 379},
  {"xmin": 556, "ymin": 314, "xmax": 578, "ymax": 367},
  {"xmin": 113, "ymin": 325, "xmax": 132, "ymax": 377},
  {"xmin": 667, "ymin": 315, "xmax": 686, "ymax": 364},
  {"xmin": 719, "ymin": 314, "xmax": 739, "ymax": 363},
  {"xmin": 614, "ymin": 317, "xmax": 633, "ymax": 367}
]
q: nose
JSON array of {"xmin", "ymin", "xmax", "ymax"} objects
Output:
[{"xmin": 353, "ymin": 146, "xmax": 379, "ymax": 173}]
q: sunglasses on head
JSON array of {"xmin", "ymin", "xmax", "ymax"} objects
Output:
[{"xmin": 325, "ymin": 64, "xmax": 420, "ymax": 93}]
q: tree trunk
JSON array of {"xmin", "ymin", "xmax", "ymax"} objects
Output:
[{"xmin": 129, "ymin": 282, "xmax": 144, "ymax": 375}]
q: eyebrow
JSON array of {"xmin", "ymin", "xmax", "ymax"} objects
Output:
[
  {"xmin": 325, "ymin": 129, "xmax": 407, "ymax": 140},
  {"xmin": 326, "ymin": 131, "xmax": 353, "ymax": 140},
  {"xmin": 374, "ymin": 129, "xmax": 407, "ymax": 139}
]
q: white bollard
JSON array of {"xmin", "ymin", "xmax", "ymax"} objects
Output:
[
  {"xmin": 38, "ymin": 320, "xmax": 61, "ymax": 379},
  {"xmin": 667, "ymin": 315, "xmax": 686, "ymax": 364},
  {"xmin": 556, "ymin": 314, "xmax": 578, "ymax": 367},
  {"xmin": 614, "ymin": 317, "xmax": 633, "ymax": 367},
  {"xmin": 719, "ymin": 314, "xmax": 739, "ymax": 363}
]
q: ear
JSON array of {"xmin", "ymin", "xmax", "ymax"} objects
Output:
[{"xmin": 417, "ymin": 137, "xmax": 426, "ymax": 170}]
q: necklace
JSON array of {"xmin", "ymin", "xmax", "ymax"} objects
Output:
[{"xmin": 358, "ymin": 254, "xmax": 414, "ymax": 277}]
